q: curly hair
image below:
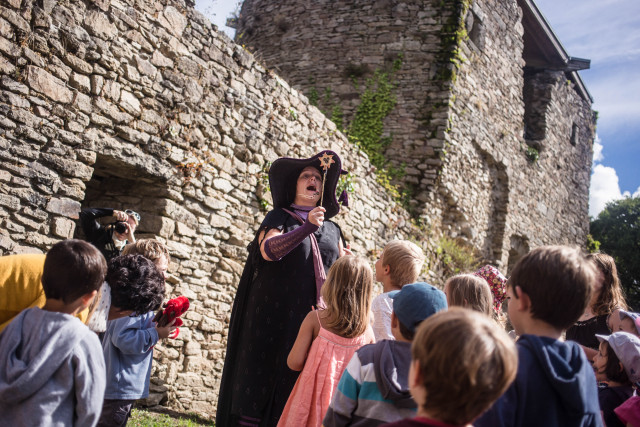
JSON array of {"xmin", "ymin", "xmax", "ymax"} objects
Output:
[
  {"xmin": 587, "ymin": 253, "xmax": 629, "ymax": 316},
  {"xmin": 106, "ymin": 254, "xmax": 165, "ymax": 315}
]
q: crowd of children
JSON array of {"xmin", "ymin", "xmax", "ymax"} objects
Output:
[
  {"xmin": 0, "ymin": 231, "xmax": 179, "ymax": 426},
  {"xmin": 1, "ymin": 230, "xmax": 639, "ymax": 426}
]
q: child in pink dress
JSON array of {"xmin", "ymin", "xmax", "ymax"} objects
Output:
[{"xmin": 278, "ymin": 256, "xmax": 375, "ymax": 427}]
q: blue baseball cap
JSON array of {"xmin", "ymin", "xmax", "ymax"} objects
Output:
[{"xmin": 389, "ymin": 282, "xmax": 448, "ymax": 333}]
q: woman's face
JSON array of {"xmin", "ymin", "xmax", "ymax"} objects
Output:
[
  {"xmin": 593, "ymin": 341, "xmax": 609, "ymax": 382},
  {"xmin": 294, "ymin": 166, "xmax": 322, "ymax": 206}
]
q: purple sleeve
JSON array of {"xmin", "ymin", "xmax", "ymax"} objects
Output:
[{"xmin": 263, "ymin": 219, "xmax": 319, "ymax": 261}]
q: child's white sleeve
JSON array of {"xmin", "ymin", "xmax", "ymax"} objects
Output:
[{"xmin": 371, "ymin": 294, "xmax": 394, "ymax": 341}]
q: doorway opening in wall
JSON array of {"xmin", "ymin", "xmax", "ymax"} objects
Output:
[
  {"xmin": 507, "ymin": 235, "xmax": 530, "ymax": 275},
  {"xmin": 74, "ymin": 154, "xmax": 174, "ymax": 243}
]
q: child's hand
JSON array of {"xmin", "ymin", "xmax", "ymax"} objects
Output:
[{"xmin": 155, "ymin": 319, "xmax": 177, "ymax": 339}]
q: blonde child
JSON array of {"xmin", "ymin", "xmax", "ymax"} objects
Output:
[
  {"xmin": 324, "ymin": 282, "xmax": 447, "ymax": 426},
  {"xmin": 594, "ymin": 332, "xmax": 640, "ymax": 427},
  {"xmin": 444, "ymin": 274, "xmax": 493, "ymax": 317},
  {"xmin": 372, "ymin": 240, "xmax": 425, "ymax": 341},
  {"xmin": 383, "ymin": 308, "xmax": 518, "ymax": 427},
  {"xmin": 278, "ymin": 256, "xmax": 375, "ymax": 426}
]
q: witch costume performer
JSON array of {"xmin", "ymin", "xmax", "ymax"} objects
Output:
[{"xmin": 216, "ymin": 150, "xmax": 349, "ymax": 427}]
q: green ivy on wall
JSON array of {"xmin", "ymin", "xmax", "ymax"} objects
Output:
[
  {"xmin": 435, "ymin": 0, "xmax": 471, "ymax": 86},
  {"xmin": 305, "ymin": 54, "xmax": 410, "ymax": 209}
]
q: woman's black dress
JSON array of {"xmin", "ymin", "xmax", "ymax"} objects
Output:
[
  {"xmin": 566, "ymin": 314, "xmax": 610, "ymax": 350},
  {"xmin": 216, "ymin": 208, "xmax": 342, "ymax": 426}
]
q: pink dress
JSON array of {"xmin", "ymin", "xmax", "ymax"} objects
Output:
[{"xmin": 278, "ymin": 312, "xmax": 372, "ymax": 427}]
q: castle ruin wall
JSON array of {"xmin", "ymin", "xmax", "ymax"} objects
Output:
[{"xmin": 0, "ymin": 0, "xmax": 421, "ymax": 416}]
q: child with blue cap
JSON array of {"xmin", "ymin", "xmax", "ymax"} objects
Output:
[{"xmin": 323, "ymin": 282, "xmax": 447, "ymax": 426}]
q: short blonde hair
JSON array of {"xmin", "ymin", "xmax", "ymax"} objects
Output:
[
  {"xmin": 412, "ymin": 308, "xmax": 518, "ymax": 425},
  {"xmin": 445, "ymin": 274, "xmax": 493, "ymax": 317},
  {"xmin": 322, "ymin": 256, "xmax": 373, "ymax": 338},
  {"xmin": 122, "ymin": 239, "xmax": 170, "ymax": 264},
  {"xmin": 382, "ymin": 240, "xmax": 425, "ymax": 288}
]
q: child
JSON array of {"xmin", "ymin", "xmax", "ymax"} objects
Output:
[
  {"xmin": 593, "ymin": 332, "xmax": 640, "ymax": 427},
  {"xmin": 617, "ymin": 310, "xmax": 640, "ymax": 337},
  {"xmin": 278, "ymin": 256, "xmax": 376, "ymax": 427},
  {"xmin": 122, "ymin": 238, "xmax": 171, "ymax": 279},
  {"xmin": 97, "ymin": 254, "xmax": 174, "ymax": 427},
  {"xmin": 324, "ymin": 282, "xmax": 448, "ymax": 426},
  {"xmin": 475, "ymin": 245, "xmax": 602, "ymax": 427},
  {"xmin": 382, "ymin": 308, "xmax": 518, "ymax": 427},
  {"xmin": 0, "ymin": 240, "xmax": 108, "ymax": 426},
  {"xmin": 444, "ymin": 274, "xmax": 493, "ymax": 316},
  {"xmin": 473, "ymin": 264, "xmax": 509, "ymax": 327},
  {"xmin": 372, "ymin": 240, "xmax": 425, "ymax": 341}
]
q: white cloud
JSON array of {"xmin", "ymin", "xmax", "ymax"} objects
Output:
[
  {"xmin": 592, "ymin": 136, "xmax": 603, "ymax": 164},
  {"xmin": 589, "ymin": 164, "xmax": 631, "ymax": 217}
]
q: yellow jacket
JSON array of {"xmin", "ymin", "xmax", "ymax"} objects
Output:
[{"xmin": 0, "ymin": 254, "xmax": 88, "ymax": 332}]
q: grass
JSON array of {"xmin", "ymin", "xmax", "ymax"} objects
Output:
[{"xmin": 128, "ymin": 408, "xmax": 215, "ymax": 427}]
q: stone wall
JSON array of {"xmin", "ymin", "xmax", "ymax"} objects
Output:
[
  {"xmin": 236, "ymin": 0, "xmax": 596, "ymax": 267},
  {"xmin": 0, "ymin": 0, "xmax": 423, "ymax": 417},
  {"xmin": 236, "ymin": 0, "xmax": 456, "ymax": 202}
]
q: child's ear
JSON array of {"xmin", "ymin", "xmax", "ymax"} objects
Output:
[
  {"xmin": 409, "ymin": 359, "xmax": 423, "ymax": 387},
  {"xmin": 391, "ymin": 312, "xmax": 398, "ymax": 329},
  {"xmin": 80, "ymin": 290, "xmax": 98, "ymax": 307},
  {"xmin": 384, "ymin": 264, "xmax": 390, "ymax": 275},
  {"xmin": 514, "ymin": 286, "xmax": 531, "ymax": 311}
]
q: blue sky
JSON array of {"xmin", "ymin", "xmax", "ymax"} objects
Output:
[
  {"xmin": 535, "ymin": 0, "xmax": 640, "ymax": 217},
  {"xmin": 196, "ymin": 0, "xmax": 640, "ymax": 218}
]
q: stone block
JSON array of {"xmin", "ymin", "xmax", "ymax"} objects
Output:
[
  {"xmin": 0, "ymin": 35, "xmax": 20, "ymax": 58},
  {"xmin": 46, "ymin": 197, "xmax": 81, "ymax": 218},
  {"xmin": 0, "ymin": 6, "xmax": 30, "ymax": 32},
  {"xmin": 159, "ymin": 6, "xmax": 188, "ymax": 37},
  {"xmin": 52, "ymin": 216, "xmax": 75, "ymax": 238},
  {"xmin": 84, "ymin": 10, "xmax": 117, "ymax": 40},
  {"xmin": 119, "ymin": 90, "xmax": 141, "ymax": 115},
  {"xmin": 25, "ymin": 66, "xmax": 73, "ymax": 104},
  {"xmin": 69, "ymin": 72, "xmax": 91, "ymax": 93},
  {"xmin": 151, "ymin": 50, "xmax": 173, "ymax": 68},
  {"xmin": 63, "ymin": 54, "xmax": 92, "ymax": 74}
]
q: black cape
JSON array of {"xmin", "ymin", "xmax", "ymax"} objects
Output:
[{"xmin": 216, "ymin": 208, "xmax": 343, "ymax": 426}]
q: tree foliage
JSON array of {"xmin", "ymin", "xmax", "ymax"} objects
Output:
[{"xmin": 590, "ymin": 196, "xmax": 640, "ymax": 310}]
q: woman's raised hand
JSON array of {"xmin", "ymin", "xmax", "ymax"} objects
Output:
[{"xmin": 308, "ymin": 206, "xmax": 325, "ymax": 227}]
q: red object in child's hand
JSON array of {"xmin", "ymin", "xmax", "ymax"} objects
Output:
[{"xmin": 153, "ymin": 296, "xmax": 189, "ymax": 338}]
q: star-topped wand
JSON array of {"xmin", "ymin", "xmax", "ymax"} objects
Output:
[{"xmin": 318, "ymin": 152, "xmax": 335, "ymax": 206}]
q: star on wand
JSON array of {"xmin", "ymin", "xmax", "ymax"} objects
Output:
[{"xmin": 318, "ymin": 152, "xmax": 335, "ymax": 206}]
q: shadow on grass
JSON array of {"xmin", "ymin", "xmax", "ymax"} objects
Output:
[{"xmin": 142, "ymin": 406, "xmax": 215, "ymax": 426}]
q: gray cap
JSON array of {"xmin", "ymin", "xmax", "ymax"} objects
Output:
[{"xmin": 596, "ymin": 332, "xmax": 640, "ymax": 383}]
